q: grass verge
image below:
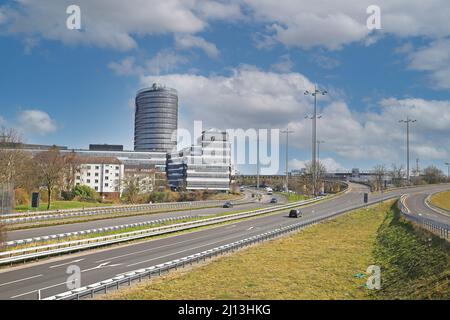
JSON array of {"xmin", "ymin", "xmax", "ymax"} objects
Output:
[
  {"xmin": 102, "ymin": 201, "xmax": 449, "ymax": 300},
  {"xmin": 15, "ymin": 201, "xmax": 114, "ymax": 212},
  {"xmin": 370, "ymin": 206, "xmax": 449, "ymax": 299},
  {"xmin": 430, "ymin": 190, "xmax": 450, "ymax": 211}
]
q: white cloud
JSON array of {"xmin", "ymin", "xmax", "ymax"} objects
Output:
[
  {"xmin": 109, "ymin": 50, "xmax": 188, "ymax": 76},
  {"xmin": 141, "ymin": 66, "xmax": 314, "ymax": 129},
  {"xmin": 289, "ymin": 157, "xmax": 345, "ymax": 172},
  {"xmin": 243, "ymin": 0, "xmax": 450, "ymax": 50},
  {"xmin": 408, "ymin": 39, "xmax": 450, "ymax": 89},
  {"xmin": 108, "ymin": 57, "xmax": 141, "ymax": 76},
  {"xmin": 0, "ymin": 0, "xmax": 243, "ymax": 51},
  {"xmin": 18, "ymin": 110, "xmax": 57, "ymax": 135},
  {"xmin": 140, "ymin": 66, "xmax": 450, "ymax": 164},
  {"xmin": 175, "ymin": 34, "xmax": 220, "ymax": 58},
  {"xmin": 271, "ymin": 54, "xmax": 293, "ymax": 73}
]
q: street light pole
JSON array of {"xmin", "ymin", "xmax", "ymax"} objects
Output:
[
  {"xmin": 399, "ymin": 117, "xmax": 417, "ymax": 183},
  {"xmin": 317, "ymin": 140, "xmax": 325, "ymax": 164},
  {"xmin": 281, "ymin": 128, "xmax": 293, "ymax": 193},
  {"xmin": 256, "ymin": 133, "xmax": 260, "ymax": 189},
  {"xmin": 305, "ymin": 85, "xmax": 327, "ymax": 196}
]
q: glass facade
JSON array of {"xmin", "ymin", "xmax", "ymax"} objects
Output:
[
  {"xmin": 167, "ymin": 129, "xmax": 231, "ymax": 191},
  {"xmin": 134, "ymin": 83, "xmax": 178, "ymax": 153}
]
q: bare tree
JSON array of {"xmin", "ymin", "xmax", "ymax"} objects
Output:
[
  {"xmin": 0, "ymin": 127, "xmax": 32, "ymax": 188},
  {"xmin": 62, "ymin": 151, "xmax": 80, "ymax": 192},
  {"xmin": 121, "ymin": 175, "xmax": 141, "ymax": 204},
  {"xmin": 390, "ymin": 163, "xmax": 405, "ymax": 187},
  {"xmin": 34, "ymin": 147, "xmax": 66, "ymax": 210},
  {"xmin": 422, "ymin": 165, "xmax": 445, "ymax": 184},
  {"xmin": 372, "ymin": 164, "xmax": 387, "ymax": 191},
  {"xmin": 304, "ymin": 161, "xmax": 327, "ymax": 195}
]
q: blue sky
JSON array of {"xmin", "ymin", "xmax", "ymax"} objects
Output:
[{"xmin": 0, "ymin": 1, "xmax": 450, "ymax": 174}]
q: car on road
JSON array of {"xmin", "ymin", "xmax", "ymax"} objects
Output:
[
  {"xmin": 270, "ymin": 197, "xmax": 278, "ymax": 203},
  {"xmin": 223, "ymin": 201, "xmax": 234, "ymax": 208},
  {"xmin": 288, "ymin": 209, "xmax": 302, "ymax": 218}
]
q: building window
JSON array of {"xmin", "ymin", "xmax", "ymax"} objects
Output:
[
  {"xmin": 115, "ymin": 166, "xmax": 119, "ymax": 170},
  {"xmin": 95, "ymin": 186, "xmax": 98, "ymax": 191},
  {"xmin": 105, "ymin": 183, "xmax": 109, "ymax": 187},
  {"xmin": 105, "ymin": 176, "xmax": 109, "ymax": 180},
  {"xmin": 87, "ymin": 173, "xmax": 91, "ymax": 177},
  {"xmin": 95, "ymin": 179, "xmax": 99, "ymax": 183},
  {"xmin": 87, "ymin": 166, "xmax": 91, "ymax": 170},
  {"xmin": 115, "ymin": 173, "xmax": 119, "ymax": 177},
  {"xmin": 76, "ymin": 176, "xmax": 80, "ymax": 180},
  {"xmin": 95, "ymin": 166, "xmax": 99, "ymax": 170},
  {"xmin": 87, "ymin": 179, "xmax": 91, "ymax": 183},
  {"xmin": 105, "ymin": 170, "xmax": 109, "ymax": 174},
  {"xmin": 95, "ymin": 173, "xmax": 99, "ymax": 177}
]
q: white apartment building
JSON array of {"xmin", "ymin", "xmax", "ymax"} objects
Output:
[{"xmin": 74, "ymin": 157, "xmax": 124, "ymax": 200}]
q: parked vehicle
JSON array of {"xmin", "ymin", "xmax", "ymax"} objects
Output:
[
  {"xmin": 289, "ymin": 209, "xmax": 302, "ymax": 218},
  {"xmin": 223, "ymin": 201, "xmax": 234, "ymax": 208},
  {"xmin": 270, "ymin": 197, "xmax": 278, "ymax": 203}
]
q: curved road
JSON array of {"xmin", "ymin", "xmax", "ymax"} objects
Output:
[
  {"xmin": 404, "ymin": 190, "xmax": 450, "ymax": 225},
  {"xmin": 0, "ymin": 183, "xmax": 448, "ymax": 300}
]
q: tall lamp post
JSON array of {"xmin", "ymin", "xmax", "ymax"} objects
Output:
[
  {"xmin": 399, "ymin": 117, "xmax": 417, "ymax": 183},
  {"xmin": 281, "ymin": 128, "xmax": 294, "ymax": 193},
  {"xmin": 317, "ymin": 140, "xmax": 325, "ymax": 164},
  {"xmin": 305, "ymin": 85, "xmax": 327, "ymax": 196}
]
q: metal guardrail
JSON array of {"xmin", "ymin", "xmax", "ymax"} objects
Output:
[
  {"xmin": 0, "ymin": 196, "xmax": 328, "ymax": 265},
  {"xmin": 398, "ymin": 195, "xmax": 449, "ymax": 240},
  {"xmin": 3, "ymin": 215, "xmax": 201, "ymax": 248},
  {"xmin": 1, "ymin": 198, "xmax": 251, "ymax": 225},
  {"xmin": 43, "ymin": 201, "xmax": 358, "ymax": 301}
]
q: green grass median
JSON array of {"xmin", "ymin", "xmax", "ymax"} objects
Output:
[{"xmin": 430, "ymin": 190, "xmax": 450, "ymax": 211}]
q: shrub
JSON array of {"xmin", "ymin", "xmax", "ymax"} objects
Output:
[
  {"xmin": 14, "ymin": 188, "xmax": 29, "ymax": 206},
  {"xmin": 72, "ymin": 185, "xmax": 100, "ymax": 202}
]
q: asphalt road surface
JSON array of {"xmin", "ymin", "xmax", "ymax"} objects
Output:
[
  {"xmin": 404, "ymin": 191, "xmax": 450, "ymax": 224},
  {"xmin": 6, "ymin": 193, "xmax": 285, "ymax": 241},
  {"xmin": 0, "ymin": 183, "xmax": 448, "ymax": 300}
]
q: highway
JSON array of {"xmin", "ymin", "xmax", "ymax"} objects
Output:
[
  {"xmin": 403, "ymin": 191, "xmax": 450, "ymax": 224},
  {"xmin": 0, "ymin": 183, "xmax": 448, "ymax": 300},
  {"xmin": 5, "ymin": 196, "xmax": 284, "ymax": 242}
]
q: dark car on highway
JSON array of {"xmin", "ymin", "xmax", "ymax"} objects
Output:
[
  {"xmin": 270, "ymin": 198, "xmax": 278, "ymax": 203},
  {"xmin": 289, "ymin": 209, "xmax": 302, "ymax": 218},
  {"xmin": 223, "ymin": 201, "xmax": 233, "ymax": 208}
]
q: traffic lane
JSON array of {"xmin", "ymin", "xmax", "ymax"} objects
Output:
[
  {"xmin": 405, "ymin": 193, "xmax": 450, "ymax": 224},
  {"xmin": 5, "ymin": 201, "xmax": 269, "ymax": 241},
  {"xmin": 2, "ymin": 212, "xmax": 312, "ymax": 299},
  {"xmin": 0, "ymin": 187, "xmax": 366, "ymax": 299}
]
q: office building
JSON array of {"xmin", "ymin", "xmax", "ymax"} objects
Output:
[
  {"xmin": 134, "ymin": 83, "xmax": 178, "ymax": 153},
  {"xmin": 167, "ymin": 129, "xmax": 231, "ymax": 191}
]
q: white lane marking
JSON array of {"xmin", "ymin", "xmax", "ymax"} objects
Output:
[
  {"xmin": 125, "ymin": 229, "xmax": 269, "ymax": 268},
  {"xmin": 10, "ymin": 280, "xmax": 73, "ymax": 299},
  {"xmin": 95, "ymin": 223, "xmax": 250, "ymax": 263},
  {"xmin": 49, "ymin": 259, "xmax": 84, "ymax": 269},
  {"xmin": 247, "ymin": 227, "xmax": 254, "ymax": 231},
  {"xmin": 81, "ymin": 261, "xmax": 122, "ymax": 273},
  {"xmin": 0, "ymin": 274, "xmax": 43, "ymax": 287},
  {"xmin": 225, "ymin": 224, "xmax": 236, "ymax": 229}
]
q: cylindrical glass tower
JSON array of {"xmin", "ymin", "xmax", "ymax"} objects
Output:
[{"xmin": 134, "ymin": 83, "xmax": 178, "ymax": 153}]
